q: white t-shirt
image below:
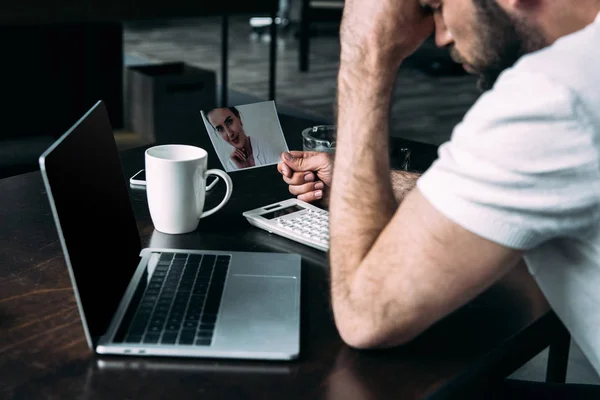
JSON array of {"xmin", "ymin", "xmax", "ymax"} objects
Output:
[
  {"xmin": 225, "ymin": 135, "xmax": 282, "ymax": 171},
  {"xmin": 417, "ymin": 13, "xmax": 600, "ymax": 375}
]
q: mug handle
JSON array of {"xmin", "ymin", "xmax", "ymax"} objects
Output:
[{"xmin": 199, "ymin": 169, "xmax": 233, "ymax": 219}]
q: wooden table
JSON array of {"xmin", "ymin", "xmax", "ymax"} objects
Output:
[{"xmin": 0, "ymin": 113, "xmax": 568, "ymax": 399}]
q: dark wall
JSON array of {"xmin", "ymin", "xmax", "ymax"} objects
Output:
[
  {"xmin": 0, "ymin": 23, "xmax": 123, "ymax": 138},
  {"xmin": 0, "ymin": 1, "xmax": 278, "ymax": 25}
]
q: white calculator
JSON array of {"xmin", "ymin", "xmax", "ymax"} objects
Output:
[{"xmin": 243, "ymin": 198, "xmax": 329, "ymax": 252}]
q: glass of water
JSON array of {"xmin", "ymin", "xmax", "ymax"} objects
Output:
[{"xmin": 302, "ymin": 125, "xmax": 336, "ymax": 154}]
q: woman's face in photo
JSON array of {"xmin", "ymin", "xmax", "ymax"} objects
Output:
[{"xmin": 207, "ymin": 108, "xmax": 248, "ymax": 149}]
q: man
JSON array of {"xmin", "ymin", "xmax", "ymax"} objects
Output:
[
  {"xmin": 278, "ymin": 0, "xmax": 600, "ymax": 397},
  {"xmin": 206, "ymin": 107, "xmax": 281, "ymax": 170}
]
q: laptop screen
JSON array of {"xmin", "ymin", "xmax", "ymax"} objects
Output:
[{"xmin": 39, "ymin": 101, "xmax": 142, "ymax": 343}]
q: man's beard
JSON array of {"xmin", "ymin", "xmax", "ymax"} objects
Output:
[{"xmin": 453, "ymin": 0, "xmax": 548, "ymax": 92}]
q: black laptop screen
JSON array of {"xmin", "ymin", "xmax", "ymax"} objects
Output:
[{"xmin": 40, "ymin": 101, "xmax": 142, "ymax": 342}]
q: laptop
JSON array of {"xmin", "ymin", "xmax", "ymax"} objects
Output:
[{"xmin": 38, "ymin": 100, "xmax": 301, "ymax": 360}]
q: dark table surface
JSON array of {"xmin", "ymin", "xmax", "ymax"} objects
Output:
[{"xmin": 0, "ymin": 113, "xmax": 560, "ymax": 399}]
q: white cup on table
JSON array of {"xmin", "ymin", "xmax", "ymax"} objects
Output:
[{"xmin": 145, "ymin": 144, "xmax": 233, "ymax": 234}]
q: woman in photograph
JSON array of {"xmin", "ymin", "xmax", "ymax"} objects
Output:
[{"xmin": 206, "ymin": 106, "xmax": 282, "ymax": 170}]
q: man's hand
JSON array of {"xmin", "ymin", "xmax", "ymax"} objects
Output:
[
  {"xmin": 340, "ymin": 0, "xmax": 434, "ymax": 70},
  {"xmin": 277, "ymin": 151, "xmax": 333, "ymax": 204}
]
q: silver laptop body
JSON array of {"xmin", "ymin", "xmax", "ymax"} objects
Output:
[{"xmin": 38, "ymin": 100, "xmax": 301, "ymax": 360}]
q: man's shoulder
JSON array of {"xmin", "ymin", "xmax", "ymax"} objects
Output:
[
  {"xmin": 472, "ymin": 21, "xmax": 600, "ymax": 130},
  {"xmin": 453, "ymin": 56, "xmax": 596, "ymax": 166},
  {"xmin": 506, "ymin": 20, "xmax": 600, "ymax": 102}
]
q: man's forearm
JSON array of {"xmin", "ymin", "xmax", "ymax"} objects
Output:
[
  {"xmin": 329, "ymin": 63, "xmax": 398, "ymax": 301},
  {"xmin": 391, "ymin": 170, "xmax": 420, "ymax": 203},
  {"xmin": 320, "ymin": 0, "xmax": 436, "ymax": 348}
]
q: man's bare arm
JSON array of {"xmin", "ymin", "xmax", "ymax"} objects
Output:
[
  {"xmin": 328, "ymin": 0, "xmax": 521, "ymax": 349},
  {"xmin": 391, "ymin": 170, "xmax": 420, "ymax": 203},
  {"xmin": 330, "ymin": 63, "xmax": 398, "ymax": 276}
]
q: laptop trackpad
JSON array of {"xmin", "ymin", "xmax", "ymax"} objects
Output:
[{"xmin": 215, "ymin": 275, "xmax": 299, "ymax": 349}]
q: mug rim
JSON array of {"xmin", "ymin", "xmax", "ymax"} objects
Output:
[{"xmin": 145, "ymin": 144, "xmax": 207, "ymax": 162}]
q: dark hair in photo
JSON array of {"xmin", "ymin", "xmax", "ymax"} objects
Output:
[
  {"xmin": 206, "ymin": 106, "xmax": 241, "ymax": 131},
  {"xmin": 228, "ymin": 106, "xmax": 240, "ymax": 119}
]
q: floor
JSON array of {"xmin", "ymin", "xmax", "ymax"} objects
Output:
[{"xmin": 121, "ymin": 14, "xmax": 600, "ymax": 386}]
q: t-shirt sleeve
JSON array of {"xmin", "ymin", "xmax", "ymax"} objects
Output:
[{"xmin": 417, "ymin": 70, "xmax": 600, "ymax": 250}]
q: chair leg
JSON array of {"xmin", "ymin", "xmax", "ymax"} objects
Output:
[{"xmin": 546, "ymin": 316, "xmax": 571, "ymax": 383}]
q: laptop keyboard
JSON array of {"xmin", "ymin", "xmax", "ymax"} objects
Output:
[{"xmin": 123, "ymin": 252, "xmax": 230, "ymax": 346}]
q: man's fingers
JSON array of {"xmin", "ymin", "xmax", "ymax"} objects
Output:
[
  {"xmin": 282, "ymin": 171, "xmax": 316, "ymax": 186},
  {"xmin": 303, "ymin": 172, "xmax": 315, "ymax": 182},
  {"xmin": 277, "ymin": 161, "xmax": 292, "ymax": 178},
  {"xmin": 288, "ymin": 181, "xmax": 325, "ymax": 197},
  {"xmin": 280, "ymin": 151, "xmax": 330, "ymax": 173},
  {"xmin": 288, "ymin": 150, "xmax": 320, "ymax": 158},
  {"xmin": 296, "ymin": 190, "xmax": 324, "ymax": 203}
]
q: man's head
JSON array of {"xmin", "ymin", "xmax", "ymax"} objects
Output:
[
  {"xmin": 206, "ymin": 107, "xmax": 247, "ymax": 149},
  {"xmin": 420, "ymin": 0, "xmax": 598, "ymax": 91}
]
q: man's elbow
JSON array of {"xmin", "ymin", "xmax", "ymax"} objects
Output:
[{"xmin": 333, "ymin": 311, "xmax": 421, "ymax": 350}]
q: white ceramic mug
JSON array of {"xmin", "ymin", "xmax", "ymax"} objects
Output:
[{"xmin": 145, "ymin": 144, "xmax": 233, "ymax": 234}]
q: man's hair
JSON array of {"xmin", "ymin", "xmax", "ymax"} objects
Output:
[{"xmin": 206, "ymin": 106, "xmax": 241, "ymax": 131}]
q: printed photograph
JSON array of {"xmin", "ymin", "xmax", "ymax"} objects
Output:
[{"xmin": 200, "ymin": 100, "xmax": 289, "ymax": 172}]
